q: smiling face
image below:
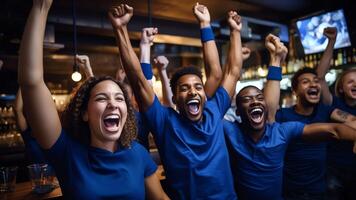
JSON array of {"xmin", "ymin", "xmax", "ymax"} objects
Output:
[
  {"xmin": 339, "ymin": 71, "xmax": 356, "ymax": 102},
  {"xmin": 173, "ymin": 74, "xmax": 206, "ymax": 122},
  {"xmin": 236, "ymin": 86, "xmax": 267, "ymax": 132},
  {"xmin": 83, "ymin": 80, "xmax": 127, "ymax": 150},
  {"xmin": 294, "ymin": 73, "xmax": 321, "ymax": 106}
]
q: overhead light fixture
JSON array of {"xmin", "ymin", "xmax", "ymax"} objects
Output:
[{"xmin": 71, "ymin": 0, "xmax": 81, "ymax": 82}]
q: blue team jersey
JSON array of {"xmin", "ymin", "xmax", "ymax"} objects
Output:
[
  {"xmin": 224, "ymin": 121, "xmax": 304, "ymax": 200},
  {"xmin": 143, "ymin": 87, "xmax": 237, "ymax": 200},
  {"xmin": 21, "ymin": 128, "xmax": 47, "ymax": 163},
  {"xmin": 45, "ymin": 129, "xmax": 157, "ymax": 199},
  {"xmin": 327, "ymin": 96, "xmax": 356, "ymax": 168},
  {"xmin": 276, "ymin": 103, "xmax": 333, "ymax": 194},
  {"xmin": 135, "ymin": 111, "xmax": 150, "ymax": 149}
]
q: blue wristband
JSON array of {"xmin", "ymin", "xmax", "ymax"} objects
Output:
[
  {"xmin": 267, "ymin": 66, "xmax": 282, "ymax": 81},
  {"xmin": 141, "ymin": 63, "xmax": 153, "ymax": 80},
  {"xmin": 200, "ymin": 26, "xmax": 214, "ymax": 42}
]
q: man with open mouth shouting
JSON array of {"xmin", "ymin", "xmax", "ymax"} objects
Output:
[
  {"xmin": 110, "ymin": 3, "xmax": 242, "ymax": 200},
  {"xmin": 223, "ymin": 34, "xmax": 356, "ymax": 200}
]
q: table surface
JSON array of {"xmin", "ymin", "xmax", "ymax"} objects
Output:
[{"xmin": 0, "ymin": 165, "xmax": 165, "ymax": 200}]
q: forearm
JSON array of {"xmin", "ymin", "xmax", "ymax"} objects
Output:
[
  {"xmin": 113, "ymin": 26, "xmax": 155, "ymax": 110},
  {"xmin": 264, "ymin": 78, "xmax": 280, "ymax": 122},
  {"xmin": 158, "ymin": 69, "xmax": 174, "ymax": 107},
  {"xmin": 333, "ymin": 123, "xmax": 356, "ymax": 141},
  {"xmin": 331, "ymin": 108, "xmax": 356, "ymax": 123},
  {"xmin": 316, "ymin": 39, "xmax": 336, "ymax": 78},
  {"xmin": 221, "ymin": 30, "xmax": 242, "ymax": 98},
  {"xmin": 18, "ymin": 5, "xmax": 49, "ymax": 86},
  {"xmin": 140, "ymin": 43, "xmax": 151, "ymax": 64}
]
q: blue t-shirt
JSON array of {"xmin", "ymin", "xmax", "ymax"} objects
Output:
[
  {"xmin": 224, "ymin": 121, "xmax": 304, "ymax": 200},
  {"xmin": 21, "ymin": 128, "xmax": 47, "ymax": 163},
  {"xmin": 135, "ymin": 111, "xmax": 150, "ymax": 149},
  {"xmin": 45, "ymin": 129, "xmax": 157, "ymax": 199},
  {"xmin": 327, "ymin": 96, "xmax": 356, "ymax": 168},
  {"xmin": 143, "ymin": 87, "xmax": 237, "ymax": 200},
  {"xmin": 276, "ymin": 103, "xmax": 333, "ymax": 194}
]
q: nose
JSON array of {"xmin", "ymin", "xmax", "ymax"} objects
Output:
[
  {"xmin": 188, "ymin": 88, "xmax": 197, "ymax": 96},
  {"xmin": 107, "ymin": 100, "xmax": 119, "ymax": 110}
]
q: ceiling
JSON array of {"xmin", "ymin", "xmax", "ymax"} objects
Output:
[{"xmin": 0, "ymin": 0, "xmax": 354, "ymax": 93}]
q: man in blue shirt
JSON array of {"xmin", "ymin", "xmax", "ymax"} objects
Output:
[
  {"xmin": 111, "ymin": 4, "xmax": 243, "ymax": 200},
  {"xmin": 224, "ymin": 85, "xmax": 356, "ymax": 200},
  {"xmin": 224, "ymin": 34, "xmax": 356, "ymax": 200},
  {"xmin": 265, "ymin": 31, "xmax": 356, "ymax": 200}
]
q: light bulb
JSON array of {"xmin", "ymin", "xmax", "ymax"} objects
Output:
[{"xmin": 71, "ymin": 71, "xmax": 82, "ymax": 82}]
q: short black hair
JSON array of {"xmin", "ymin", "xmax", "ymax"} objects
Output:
[
  {"xmin": 235, "ymin": 85, "xmax": 262, "ymax": 106},
  {"xmin": 170, "ymin": 66, "xmax": 203, "ymax": 94},
  {"xmin": 291, "ymin": 67, "xmax": 317, "ymax": 91}
]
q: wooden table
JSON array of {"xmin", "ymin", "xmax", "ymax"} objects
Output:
[{"xmin": 0, "ymin": 181, "xmax": 62, "ymax": 200}]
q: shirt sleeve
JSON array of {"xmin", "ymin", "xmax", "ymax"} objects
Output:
[
  {"xmin": 275, "ymin": 109, "xmax": 283, "ymax": 122},
  {"xmin": 44, "ymin": 129, "xmax": 70, "ymax": 166},
  {"xmin": 142, "ymin": 96, "xmax": 168, "ymax": 139},
  {"xmin": 210, "ymin": 87, "xmax": 232, "ymax": 118},
  {"xmin": 280, "ymin": 121, "xmax": 305, "ymax": 142},
  {"xmin": 136, "ymin": 144, "xmax": 158, "ymax": 178}
]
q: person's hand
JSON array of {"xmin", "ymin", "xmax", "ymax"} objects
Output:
[
  {"xmin": 242, "ymin": 47, "xmax": 251, "ymax": 61},
  {"xmin": 193, "ymin": 3, "xmax": 210, "ymax": 27},
  {"xmin": 227, "ymin": 11, "xmax": 242, "ymax": 32},
  {"xmin": 154, "ymin": 56, "xmax": 169, "ymax": 71},
  {"xmin": 33, "ymin": 0, "xmax": 53, "ymax": 11},
  {"xmin": 323, "ymin": 27, "xmax": 337, "ymax": 41},
  {"xmin": 265, "ymin": 34, "xmax": 288, "ymax": 65},
  {"xmin": 140, "ymin": 27, "xmax": 158, "ymax": 46},
  {"xmin": 108, "ymin": 4, "xmax": 133, "ymax": 28},
  {"xmin": 76, "ymin": 55, "xmax": 94, "ymax": 78}
]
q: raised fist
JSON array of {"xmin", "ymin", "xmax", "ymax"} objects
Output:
[
  {"xmin": 141, "ymin": 27, "xmax": 158, "ymax": 46},
  {"xmin": 108, "ymin": 4, "xmax": 133, "ymax": 28},
  {"xmin": 242, "ymin": 47, "xmax": 251, "ymax": 61},
  {"xmin": 193, "ymin": 3, "xmax": 210, "ymax": 27},
  {"xmin": 265, "ymin": 34, "xmax": 288, "ymax": 63},
  {"xmin": 154, "ymin": 56, "xmax": 169, "ymax": 71},
  {"xmin": 227, "ymin": 11, "xmax": 242, "ymax": 32},
  {"xmin": 323, "ymin": 27, "xmax": 337, "ymax": 41}
]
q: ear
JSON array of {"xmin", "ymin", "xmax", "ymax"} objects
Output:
[
  {"xmin": 82, "ymin": 111, "xmax": 88, "ymax": 122},
  {"xmin": 235, "ymin": 108, "xmax": 240, "ymax": 116},
  {"xmin": 172, "ymin": 96, "xmax": 177, "ymax": 104}
]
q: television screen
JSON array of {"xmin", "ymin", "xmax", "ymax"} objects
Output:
[{"xmin": 296, "ymin": 9, "xmax": 351, "ymax": 54}]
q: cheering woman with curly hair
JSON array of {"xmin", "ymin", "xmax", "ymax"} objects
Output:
[{"xmin": 17, "ymin": 0, "xmax": 169, "ymax": 199}]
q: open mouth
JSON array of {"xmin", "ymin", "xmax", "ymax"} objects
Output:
[
  {"xmin": 103, "ymin": 114, "xmax": 120, "ymax": 132},
  {"xmin": 307, "ymin": 88, "xmax": 319, "ymax": 98},
  {"xmin": 249, "ymin": 107, "xmax": 264, "ymax": 124},
  {"xmin": 351, "ymin": 88, "xmax": 356, "ymax": 94},
  {"xmin": 186, "ymin": 99, "xmax": 200, "ymax": 115}
]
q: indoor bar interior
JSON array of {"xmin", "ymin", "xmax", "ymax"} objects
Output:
[{"xmin": 0, "ymin": 0, "xmax": 355, "ymax": 199}]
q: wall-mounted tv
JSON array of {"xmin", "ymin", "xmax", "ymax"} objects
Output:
[{"xmin": 296, "ymin": 9, "xmax": 351, "ymax": 54}]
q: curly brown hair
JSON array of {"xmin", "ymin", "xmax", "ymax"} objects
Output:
[{"xmin": 61, "ymin": 76, "xmax": 137, "ymax": 148}]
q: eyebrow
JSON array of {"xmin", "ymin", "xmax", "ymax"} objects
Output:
[{"xmin": 94, "ymin": 92, "xmax": 124, "ymax": 97}]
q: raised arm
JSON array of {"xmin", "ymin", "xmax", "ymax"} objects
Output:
[
  {"xmin": 220, "ymin": 11, "xmax": 242, "ymax": 98},
  {"xmin": 154, "ymin": 55, "xmax": 174, "ymax": 108},
  {"xmin": 193, "ymin": 3, "xmax": 222, "ymax": 97},
  {"xmin": 109, "ymin": 4, "xmax": 155, "ymax": 111},
  {"xmin": 302, "ymin": 123, "xmax": 356, "ymax": 142},
  {"xmin": 316, "ymin": 27, "xmax": 337, "ymax": 105},
  {"xmin": 263, "ymin": 34, "xmax": 288, "ymax": 122},
  {"xmin": 18, "ymin": 0, "xmax": 61, "ymax": 149},
  {"xmin": 140, "ymin": 27, "xmax": 158, "ymax": 85},
  {"xmin": 76, "ymin": 54, "xmax": 94, "ymax": 78},
  {"xmin": 14, "ymin": 89, "xmax": 28, "ymax": 132}
]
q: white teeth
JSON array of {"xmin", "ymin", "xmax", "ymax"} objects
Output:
[
  {"xmin": 187, "ymin": 99, "xmax": 199, "ymax": 104},
  {"xmin": 251, "ymin": 108, "xmax": 262, "ymax": 113},
  {"xmin": 104, "ymin": 114, "xmax": 119, "ymax": 120}
]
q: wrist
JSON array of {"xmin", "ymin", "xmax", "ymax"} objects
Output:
[
  {"xmin": 200, "ymin": 26, "xmax": 214, "ymax": 42},
  {"xmin": 269, "ymin": 57, "xmax": 281, "ymax": 66},
  {"xmin": 200, "ymin": 21, "xmax": 210, "ymax": 28},
  {"xmin": 267, "ymin": 66, "xmax": 282, "ymax": 81}
]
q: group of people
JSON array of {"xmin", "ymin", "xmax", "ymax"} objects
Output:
[{"xmin": 13, "ymin": 0, "xmax": 356, "ymax": 199}]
